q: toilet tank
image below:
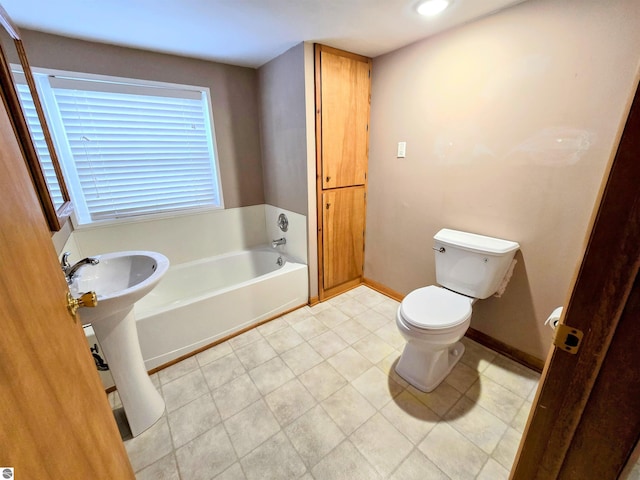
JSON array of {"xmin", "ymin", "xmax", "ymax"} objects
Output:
[{"xmin": 433, "ymin": 229, "xmax": 520, "ymax": 299}]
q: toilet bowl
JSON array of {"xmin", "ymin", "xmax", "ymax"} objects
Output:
[
  {"xmin": 394, "ymin": 228, "xmax": 520, "ymax": 392},
  {"xmin": 395, "ymin": 285, "xmax": 473, "ymax": 392}
]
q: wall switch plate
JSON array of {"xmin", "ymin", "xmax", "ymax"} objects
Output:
[{"xmin": 397, "ymin": 142, "xmax": 406, "ymax": 158}]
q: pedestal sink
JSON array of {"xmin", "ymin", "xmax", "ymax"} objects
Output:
[{"xmin": 70, "ymin": 251, "xmax": 170, "ymax": 436}]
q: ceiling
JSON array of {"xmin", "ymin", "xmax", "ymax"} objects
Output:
[{"xmin": 1, "ymin": 0, "xmax": 526, "ymax": 68}]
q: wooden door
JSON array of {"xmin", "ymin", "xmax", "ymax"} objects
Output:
[
  {"xmin": 322, "ymin": 187, "xmax": 366, "ymax": 290},
  {"xmin": 0, "ymin": 85, "xmax": 134, "ymax": 476},
  {"xmin": 319, "ymin": 46, "xmax": 370, "ymax": 189},
  {"xmin": 511, "ymin": 79, "xmax": 640, "ymax": 479}
]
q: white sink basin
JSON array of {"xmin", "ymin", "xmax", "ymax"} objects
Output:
[
  {"xmin": 71, "ymin": 250, "xmax": 169, "ymax": 437},
  {"xmin": 71, "ymin": 251, "xmax": 169, "ymax": 325}
]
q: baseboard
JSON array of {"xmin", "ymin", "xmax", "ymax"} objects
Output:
[
  {"xmin": 320, "ymin": 278, "xmax": 362, "ymax": 301},
  {"xmin": 465, "ymin": 327, "xmax": 544, "ymax": 373},
  {"xmin": 308, "ymin": 296, "xmax": 320, "ymax": 307},
  {"xmin": 363, "ymin": 277, "xmax": 404, "ymax": 302}
]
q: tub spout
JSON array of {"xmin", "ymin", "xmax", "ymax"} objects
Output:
[{"xmin": 272, "ymin": 237, "xmax": 287, "ymax": 248}]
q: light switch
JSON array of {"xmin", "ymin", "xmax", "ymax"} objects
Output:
[{"xmin": 397, "ymin": 141, "xmax": 406, "ymax": 158}]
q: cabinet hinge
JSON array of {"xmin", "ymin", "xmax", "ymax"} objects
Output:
[{"xmin": 553, "ymin": 324, "xmax": 584, "ymax": 354}]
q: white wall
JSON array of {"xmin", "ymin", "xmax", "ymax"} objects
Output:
[
  {"xmin": 60, "ymin": 205, "xmax": 312, "ymax": 272},
  {"xmin": 264, "ymin": 205, "xmax": 308, "ymax": 264},
  {"xmin": 62, "ymin": 206, "xmax": 267, "ymax": 265}
]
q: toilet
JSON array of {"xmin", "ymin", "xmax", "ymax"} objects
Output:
[{"xmin": 395, "ymin": 228, "xmax": 519, "ymax": 392}]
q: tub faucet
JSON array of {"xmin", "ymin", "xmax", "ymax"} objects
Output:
[
  {"xmin": 272, "ymin": 237, "xmax": 287, "ymax": 248},
  {"xmin": 61, "ymin": 252, "xmax": 99, "ymax": 284}
]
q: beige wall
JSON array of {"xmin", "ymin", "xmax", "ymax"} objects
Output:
[
  {"xmin": 257, "ymin": 42, "xmax": 308, "ymax": 215},
  {"xmin": 366, "ymin": 0, "xmax": 640, "ymax": 359},
  {"xmin": 257, "ymin": 42, "xmax": 319, "ymax": 298},
  {"xmin": 17, "ymin": 29, "xmax": 264, "ymax": 209}
]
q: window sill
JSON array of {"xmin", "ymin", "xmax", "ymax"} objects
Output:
[{"xmin": 71, "ymin": 204, "xmax": 225, "ymax": 231}]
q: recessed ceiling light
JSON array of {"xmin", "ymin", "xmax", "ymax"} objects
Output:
[{"xmin": 416, "ymin": 0, "xmax": 451, "ymax": 17}]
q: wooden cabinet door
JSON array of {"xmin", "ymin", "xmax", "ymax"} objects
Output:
[
  {"xmin": 319, "ymin": 47, "xmax": 370, "ymax": 189},
  {"xmin": 0, "ymin": 83, "xmax": 134, "ymax": 477},
  {"xmin": 322, "ymin": 187, "xmax": 366, "ymax": 290}
]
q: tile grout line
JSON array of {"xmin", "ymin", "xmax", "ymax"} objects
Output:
[{"xmin": 122, "ymin": 286, "xmax": 538, "ymax": 479}]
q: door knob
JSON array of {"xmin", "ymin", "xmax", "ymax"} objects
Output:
[{"xmin": 67, "ymin": 291, "xmax": 98, "ymax": 317}]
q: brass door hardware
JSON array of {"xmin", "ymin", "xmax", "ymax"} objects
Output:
[
  {"xmin": 553, "ymin": 324, "xmax": 584, "ymax": 354},
  {"xmin": 67, "ymin": 291, "xmax": 98, "ymax": 317}
]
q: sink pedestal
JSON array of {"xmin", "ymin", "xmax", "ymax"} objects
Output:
[{"xmin": 91, "ymin": 307, "xmax": 165, "ymax": 437}]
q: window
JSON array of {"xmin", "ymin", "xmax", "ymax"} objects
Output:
[
  {"xmin": 21, "ymin": 68, "xmax": 223, "ymax": 226},
  {"xmin": 14, "ymin": 77, "xmax": 64, "ymax": 208}
]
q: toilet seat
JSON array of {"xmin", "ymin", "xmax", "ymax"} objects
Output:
[{"xmin": 400, "ymin": 286, "xmax": 472, "ymax": 330}]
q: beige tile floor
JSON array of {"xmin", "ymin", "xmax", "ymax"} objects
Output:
[
  {"xmin": 627, "ymin": 459, "xmax": 640, "ymax": 480},
  {"xmin": 110, "ymin": 285, "xmax": 541, "ymax": 480}
]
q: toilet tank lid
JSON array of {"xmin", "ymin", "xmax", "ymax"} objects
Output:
[{"xmin": 434, "ymin": 229, "xmax": 520, "ymax": 255}]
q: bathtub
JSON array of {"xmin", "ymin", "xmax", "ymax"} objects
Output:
[{"xmin": 85, "ymin": 247, "xmax": 308, "ymax": 385}]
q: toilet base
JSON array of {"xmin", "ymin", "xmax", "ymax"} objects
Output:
[{"xmin": 395, "ymin": 341, "xmax": 466, "ymax": 393}]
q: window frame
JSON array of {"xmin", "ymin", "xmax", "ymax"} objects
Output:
[
  {"xmin": 28, "ymin": 66, "xmax": 225, "ymax": 228},
  {"xmin": 13, "ymin": 74, "xmax": 65, "ymax": 209}
]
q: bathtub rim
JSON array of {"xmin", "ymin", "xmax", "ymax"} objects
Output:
[{"xmin": 135, "ymin": 245, "xmax": 307, "ymax": 319}]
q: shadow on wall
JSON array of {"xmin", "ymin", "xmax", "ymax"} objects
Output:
[
  {"xmin": 215, "ymin": 67, "xmax": 264, "ymax": 208},
  {"xmin": 471, "ymin": 251, "xmax": 548, "ymax": 361}
]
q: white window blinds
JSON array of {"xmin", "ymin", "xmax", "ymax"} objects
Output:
[
  {"xmin": 15, "ymin": 82, "xmax": 65, "ymax": 208},
  {"xmin": 48, "ymin": 76, "xmax": 222, "ymax": 224}
]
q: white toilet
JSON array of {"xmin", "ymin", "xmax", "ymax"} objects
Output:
[{"xmin": 395, "ymin": 228, "xmax": 519, "ymax": 392}]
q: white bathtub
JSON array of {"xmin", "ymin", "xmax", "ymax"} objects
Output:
[
  {"xmin": 138, "ymin": 247, "xmax": 309, "ymax": 369},
  {"xmin": 85, "ymin": 247, "xmax": 308, "ymax": 385}
]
